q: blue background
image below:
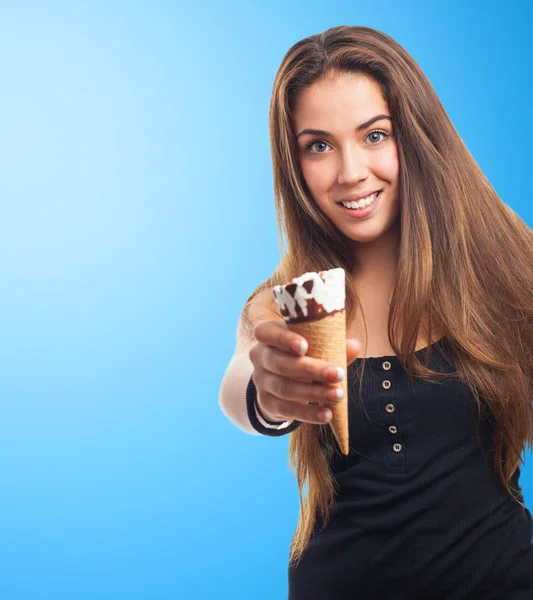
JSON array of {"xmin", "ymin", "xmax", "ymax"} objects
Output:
[{"xmin": 0, "ymin": 1, "xmax": 531, "ymax": 598}]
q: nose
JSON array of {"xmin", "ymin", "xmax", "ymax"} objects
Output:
[{"xmin": 336, "ymin": 147, "xmax": 369, "ymax": 185}]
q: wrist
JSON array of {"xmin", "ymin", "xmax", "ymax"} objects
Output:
[
  {"xmin": 255, "ymin": 396, "xmax": 287, "ymax": 425},
  {"xmin": 246, "ymin": 375, "xmax": 300, "ymax": 436}
]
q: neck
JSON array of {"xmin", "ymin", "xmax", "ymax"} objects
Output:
[{"xmin": 350, "ymin": 222, "xmax": 400, "ymax": 287}]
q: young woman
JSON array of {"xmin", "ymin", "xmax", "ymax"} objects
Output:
[{"xmin": 218, "ymin": 25, "xmax": 533, "ymax": 599}]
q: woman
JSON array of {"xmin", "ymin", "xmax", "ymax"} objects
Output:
[{"xmin": 218, "ymin": 25, "xmax": 533, "ymax": 599}]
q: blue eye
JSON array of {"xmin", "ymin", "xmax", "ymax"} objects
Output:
[
  {"xmin": 367, "ymin": 130, "xmax": 388, "ymax": 144},
  {"xmin": 304, "ymin": 139, "xmax": 331, "ymax": 154}
]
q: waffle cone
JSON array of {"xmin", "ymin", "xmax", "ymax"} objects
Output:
[{"xmin": 286, "ymin": 309, "xmax": 349, "ymax": 455}]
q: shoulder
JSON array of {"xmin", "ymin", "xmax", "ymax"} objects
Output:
[
  {"xmin": 247, "ymin": 288, "xmax": 279, "ymax": 323},
  {"xmin": 236, "ymin": 288, "xmax": 282, "ymax": 354}
]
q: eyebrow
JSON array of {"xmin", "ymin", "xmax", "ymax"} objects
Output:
[{"xmin": 296, "ymin": 114, "xmax": 392, "ymax": 139}]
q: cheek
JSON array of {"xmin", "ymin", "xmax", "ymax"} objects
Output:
[
  {"xmin": 374, "ymin": 145, "xmax": 399, "ymax": 182},
  {"xmin": 301, "ymin": 161, "xmax": 334, "ymax": 192}
]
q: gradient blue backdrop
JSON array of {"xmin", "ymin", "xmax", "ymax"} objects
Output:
[{"xmin": 0, "ymin": 1, "xmax": 531, "ymax": 598}]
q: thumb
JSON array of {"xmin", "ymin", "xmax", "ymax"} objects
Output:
[{"xmin": 346, "ymin": 338, "xmax": 361, "ymax": 366}]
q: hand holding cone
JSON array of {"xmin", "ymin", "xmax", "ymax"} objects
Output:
[{"xmin": 272, "ymin": 268, "xmax": 350, "ymax": 455}]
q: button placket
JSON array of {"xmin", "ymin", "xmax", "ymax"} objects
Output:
[{"xmin": 380, "ymin": 360, "xmax": 404, "ymax": 458}]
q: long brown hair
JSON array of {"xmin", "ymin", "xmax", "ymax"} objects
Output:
[{"xmin": 241, "ymin": 25, "xmax": 533, "ymax": 567}]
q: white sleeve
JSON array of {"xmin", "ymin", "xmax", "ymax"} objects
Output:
[{"xmin": 254, "ymin": 402, "xmax": 292, "ymax": 430}]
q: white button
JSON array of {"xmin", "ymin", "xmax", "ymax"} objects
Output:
[
  {"xmin": 389, "ymin": 425, "xmax": 397, "ymax": 434},
  {"xmin": 393, "ymin": 443, "xmax": 402, "ymax": 452},
  {"xmin": 382, "ymin": 380, "xmax": 391, "ymax": 390},
  {"xmin": 382, "ymin": 361, "xmax": 392, "ymax": 370},
  {"xmin": 385, "ymin": 404, "xmax": 395, "ymax": 413}
]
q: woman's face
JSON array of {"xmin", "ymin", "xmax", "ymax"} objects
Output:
[{"xmin": 293, "ymin": 72, "xmax": 400, "ymax": 246}]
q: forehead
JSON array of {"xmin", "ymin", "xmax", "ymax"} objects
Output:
[{"xmin": 293, "ymin": 73, "xmax": 388, "ymax": 128}]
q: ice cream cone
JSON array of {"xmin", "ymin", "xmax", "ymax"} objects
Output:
[
  {"xmin": 286, "ymin": 309, "xmax": 349, "ymax": 454},
  {"xmin": 271, "ymin": 268, "xmax": 349, "ymax": 455}
]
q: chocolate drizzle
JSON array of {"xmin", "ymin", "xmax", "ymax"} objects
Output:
[
  {"xmin": 303, "ymin": 279, "xmax": 315, "ymax": 293},
  {"xmin": 282, "ymin": 304, "xmax": 345, "ymax": 323},
  {"xmin": 272, "ymin": 268, "xmax": 345, "ymax": 322}
]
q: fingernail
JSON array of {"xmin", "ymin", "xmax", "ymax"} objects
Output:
[
  {"xmin": 325, "ymin": 366, "xmax": 344, "ymax": 382},
  {"xmin": 325, "ymin": 386, "xmax": 344, "ymax": 402},
  {"xmin": 320, "ymin": 409, "xmax": 332, "ymax": 422},
  {"xmin": 292, "ymin": 339, "xmax": 308, "ymax": 355}
]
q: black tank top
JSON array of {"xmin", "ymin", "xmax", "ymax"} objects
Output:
[{"xmin": 286, "ymin": 337, "xmax": 533, "ymax": 599}]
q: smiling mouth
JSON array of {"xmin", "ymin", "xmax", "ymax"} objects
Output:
[{"xmin": 338, "ymin": 191, "xmax": 381, "ymax": 210}]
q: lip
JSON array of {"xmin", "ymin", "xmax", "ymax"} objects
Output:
[{"xmin": 338, "ymin": 191, "xmax": 381, "ymax": 219}]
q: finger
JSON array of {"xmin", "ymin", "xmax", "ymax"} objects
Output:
[
  {"xmin": 253, "ymin": 319, "xmax": 309, "ymax": 356},
  {"xmin": 262, "ymin": 370, "xmax": 344, "ymax": 406},
  {"xmin": 260, "ymin": 392, "xmax": 334, "ymax": 425},
  {"xmin": 346, "ymin": 338, "xmax": 362, "ymax": 365},
  {"xmin": 263, "ymin": 346, "xmax": 345, "ymax": 384}
]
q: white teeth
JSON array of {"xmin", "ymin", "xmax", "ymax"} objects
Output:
[{"xmin": 341, "ymin": 192, "xmax": 379, "ymax": 210}]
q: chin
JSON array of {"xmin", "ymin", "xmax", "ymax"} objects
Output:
[
  {"xmin": 343, "ymin": 222, "xmax": 390, "ymax": 241},
  {"xmin": 349, "ymin": 233, "xmax": 387, "ymax": 245}
]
